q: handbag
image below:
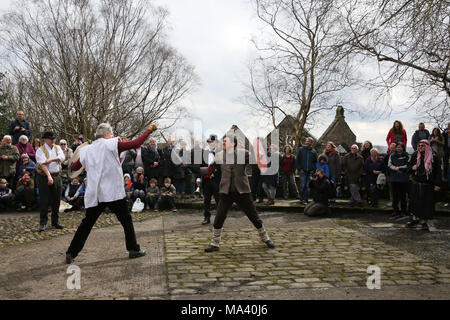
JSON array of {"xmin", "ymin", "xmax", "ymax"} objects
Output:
[
  {"xmin": 376, "ymin": 173, "xmax": 386, "ymax": 186},
  {"xmin": 131, "ymin": 198, "xmax": 145, "ymax": 213}
]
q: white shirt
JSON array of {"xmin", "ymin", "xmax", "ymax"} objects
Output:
[
  {"xmin": 35, "ymin": 143, "xmax": 65, "ymax": 173},
  {"xmin": 80, "ymin": 137, "xmax": 125, "ymax": 208}
]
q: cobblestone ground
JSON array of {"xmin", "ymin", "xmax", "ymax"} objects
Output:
[
  {"xmin": 165, "ymin": 226, "xmax": 450, "ymax": 296},
  {"xmin": 0, "ymin": 210, "xmax": 168, "ymax": 248},
  {"xmin": 1, "ymin": 208, "xmax": 450, "ymax": 299}
]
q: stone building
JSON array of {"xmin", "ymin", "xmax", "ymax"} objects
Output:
[
  {"xmin": 223, "ymin": 124, "xmax": 252, "ymax": 151},
  {"xmin": 316, "ymin": 105, "xmax": 356, "ymax": 153},
  {"xmin": 265, "ymin": 115, "xmax": 316, "ymax": 152}
]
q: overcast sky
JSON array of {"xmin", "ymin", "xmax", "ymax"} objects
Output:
[{"xmin": 0, "ymin": 0, "xmax": 423, "ymax": 148}]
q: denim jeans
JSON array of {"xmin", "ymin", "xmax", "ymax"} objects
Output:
[{"xmin": 299, "ymin": 172, "xmax": 311, "ymax": 202}]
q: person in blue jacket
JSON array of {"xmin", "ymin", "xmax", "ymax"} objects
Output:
[{"xmin": 295, "ymin": 137, "xmax": 318, "ymax": 204}]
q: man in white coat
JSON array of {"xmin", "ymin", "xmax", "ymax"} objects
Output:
[{"xmin": 65, "ymin": 123, "xmax": 157, "ymax": 264}]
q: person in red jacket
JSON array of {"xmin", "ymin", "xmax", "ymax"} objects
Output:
[{"xmin": 386, "ymin": 120, "xmax": 407, "ymax": 153}]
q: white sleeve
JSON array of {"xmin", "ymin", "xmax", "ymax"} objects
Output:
[
  {"xmin": 35, "ymin": 148, "xmax": 46, "ymax": 165},
  {"xmin": 57, "ymin": 146, "xmax": 65, "ymax": 162}
]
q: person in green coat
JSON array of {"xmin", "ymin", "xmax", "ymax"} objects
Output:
[{"xmin": 0, "ymin": 135, "xmax": 20, "ymax": 186}]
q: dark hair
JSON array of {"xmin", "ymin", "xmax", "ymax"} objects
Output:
[
  {"xmin": 395, "ymin": 142, "xmax": 405, "ymax": 152},
  {"xmin": 149, "ymin": 178, "xmax": 158, "ymax": 185},
  {"xmin": 392, "ymin": 120, "xmax": 404, "ymax": 134},
  {"xmin": 223, "ymin": 134, "xmax": 237, "ymax": 149},
  {"xmin": 283, "ymin": 145, "xmax": 293, "ymax": 154},
  {"xmin": 431, "ymin": 127, "xmax": 441, "ymax": 137},
  {"xmin": 164, "ymin": 177, "xmax": 172, "ymax": 184}
]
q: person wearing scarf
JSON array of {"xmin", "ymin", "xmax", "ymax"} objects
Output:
[{"xmin": 406, "ymin": 139, "xmax": 441, "ymax": 230}]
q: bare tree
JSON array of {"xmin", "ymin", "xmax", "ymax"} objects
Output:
[
  {"xmin": 0, "ymin": 0, "xmax": 198, "ymax": 141},
  {"xmin": 244, "ymin": 0, "xmax": 356, "ymax": 147},
  {"xmin": 340, "ymin": 0, "xmax": 450, "ymax": 126}
]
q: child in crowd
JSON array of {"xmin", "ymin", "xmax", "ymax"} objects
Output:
[
  {"xmin": 0, "ymin": 178, "xmax": 14, "ymax": 212},
  {"xmin": 194, "ymin": 177, "xmax": 202, "ymax": 198},
  {"xmin": 146, "ymin": 178, "xmax": 160, "ymax": 210},
  {"xmin": 316, "ymin": 154, "xmax": 330, "ymax": 177},
  {"xmin": 124, "ymin": 174, "xmax": 134, "ymax": 210},
  {"xmin": 15, "ymin": 171, "xmax": 35, "ymax": 211},
  {"xmin": 64, "ymin": 177, "xmax": 84, "ymax": 212},
  {"xmin": 155, "ymin": 177, "xmax": 177, "ymax": 212}
]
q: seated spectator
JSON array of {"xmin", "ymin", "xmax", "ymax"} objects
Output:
[
  {"xmin": 63, "ymin": 177, "xmax": 84, "ymax": 212},
  {"xmin": 316, "ymin": 154, "xmax": 330, "ymax": 177},
  {"xmin": 146, "ymin": 178, "xmax": 160, "ymax": 210},
  {"xmin": 0, "ymin": 178, "xmax": 14, "ymax": 212},
  {"xmin": 364, "ymin": 148, "xmax": 385, "ymax": 208},
  {"xmin": 132, "ymin": 167, "xmax": 147, "ymax": 203},
  {"xmin": 304, "ymin": 168, "xmax": 332, "ymax": 217},
  {"xmin": 124, "ymin": 174, "xmax": 134, "ymax": 210},
  {"xmin": 18, "ymin": 153, "xmax": 37, "ymax": 179},
  {"xmin": 15, "ymin": 135, "xmax": 36, "ymax": 176},
  {"xmin": 15, "ymin": 171, "xmax": 35, "ymax": 211},
  {"xmin": 194, "ymin": 177, "xmax": 203, "ymax": 198},
  {"xmin": 155, "ymin": 177, "xmax": 177, "ymax": 211}
]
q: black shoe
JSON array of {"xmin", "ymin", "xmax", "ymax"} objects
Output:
[
  {"xmin": 66, "ymin": 253, "xmax": 74, "ymax": 264},
  {"xmin": 52, "ymin": 223, "xmax": 64, "ymax": 229},
  {"xmin": 202, "ymin": 217, "xmax": 210, "ymax": 225},
  {"xmin": 406, "ymin": 220, "xmax": 420, "ymax": 228},
  {"xmin": 129, "ymin": 249, "xmax": 146, "ymax": 259},
  {"xmin": 265, "ymin": 240, "xmax": 275, "ymax": 249},
  {"xmin": 205, "ymin": 245, "xmax": 219, "ymax": 252},
  {"xmin": 38, "ymin": 224, "xmax": 46, "ymax": 232}
]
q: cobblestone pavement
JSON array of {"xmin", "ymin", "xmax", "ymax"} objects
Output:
[{"xmin": 1, "ymin": 209, "xmax": 450, "ymax": 299}]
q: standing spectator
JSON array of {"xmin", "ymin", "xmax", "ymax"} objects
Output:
[
  {"xmin": 323, "ymin": 141, "xmax": 341, "ymax": 201},
  {"xmin": 386, "ymin": 120, "xmax": 407, "ymax": 153},
  {"xmin": 18, "ymin": 153, "xmax": 37, "ymax": 179},
  {"xmin": 201, "ymin": 135, "xmax": 220, "ymax": 225},
  {"xmin": 411, "ymin": 122, "xmax": 430, "ymax": 151},
  {"xmin": 31, "ymin": 138, "xmax": 41, "ymax": 162},
  {"xmin": 120, "ymin": 137, "xmax": 136, "ymax": 176},
  {"xmin": 35, "ymin": 131, "xmax": 65, "ymax": 232},
  {"xmin": 364, "ymin": 148, "xmax": 385, "ymax": 208},
  {"xmin": 360, "ymin": 141, "xmax": 373, "ymax": 162},
  {"xmin": 71, "ymin": 135, "xmax": 84, "ymax": 152},
  {"xmin": 0, "ymin": 178, "xmax": 14, "ymax": 212},
  {"xmin": 146, "ymin": 178, "xmax": 160, "ymax": 210},
  {"xmin": 190, "ymin": 139, "xmax": 203, "ymax": 195},
  {"xmin": 173, "ymin": 140, "xmax": 188, "ymax": 198},
  {"xmin": 15, "ymin": 171, "xmax": 35, "ymax": 211},
  {"xmin": 444, "ymin": 122, "xmax": 450, "ymax": 181},
  {"xmin": 124, "ymin": 174, "xmax": 134, "ymax": 210},
  {"xmin": 341, "ymin": 144, "xmax": 365, "ymax": 207},
  {"xmin": 133, "ymin": 144, "xmax": 145, "ymax": 173},
  {"xmin": 9, "ymin": 110, "xmax": 31, "ymax": 145},
  {"xmin": 142, "ymin": 138, "xmax": 161, "ymax": 180},
  {"xmin": 316, "ymin": 154, "xmax": 330, "ymax": 177},
  {"xmin": 295, "ymin": 137, "xmax": 318, "ymax": 204},
  {"xmin": 251, "ymin": 137, "xmax": 265, "ymax": 203},
  {"xmin": 59, "ymin": 139, "xmax": 73, "ymax": 172},
  {"xmin": 15, "ymin": 135, "xmax": 36, "ymax": 176},
  {"xmin": 262, "ymin": 145, "xmax": 279, "ymax": 205},
  {"xmin": 161, "ymin": 138, "xmax": 176, "ymax": 182},
  {"xmin": 279, "ymin": 145, "xmax": 300, "ymax": 200},
  {"xmin": 155, "ymin": 177, "xmax": 177, "ymax": 211},
  {"xmin": 387, "ymin": 143, "xmax": 410, "ymax": 219},
  {"xmin": 0, "ymin": 135, "xmax": 20, "ymax": 187},
  {"xmin": 407, "ymin": 140, "xmax": 441, "ymax": 231},
  {"xmin": 429, "ymin": 128, "xmax": 445, "ymax": 167},
  {"xmin": 384, "ymin": 142, "xmax": 397, "ymax": 205}
]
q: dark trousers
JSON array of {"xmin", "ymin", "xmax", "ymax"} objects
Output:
[
  {"xmin": 203, "ymin": 178, "xmax": 219, "ymax": 218},
  {"xmin": 444, "ymin": 150, "xmax": 449, "ymax": 180},
  {"xmin": 251, "ymin": 172, "xmax": 264, "ymax": 200},
  {"xmin": 368, "ymin": 184, "xmax": 379, "ymax": 205},
  {"xmin": 214, "ymin": 193, "xmax": 263, "ymax": 229},
  {"xmin": 67, "ymin": 198, "xmax": 140, "ymax": 257},
  {"xmin": 37, "ymin": 174, "xmax": 62, "ymax": 226},
  {"xmin": 156, "ymin": 195, "xmax": 175, "ymax": 209},
  {"xmin": 391, "ymin": 182, "xmax": 408, "ymax": 214}
]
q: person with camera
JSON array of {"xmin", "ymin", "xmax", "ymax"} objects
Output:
[{"xmin": 304, "ymin": 168, "xmax": 333, "ymax": 217}]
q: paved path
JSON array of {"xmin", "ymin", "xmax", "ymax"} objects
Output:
[{"xmin": 1, "ymin": 209, "xmax": 450, "ymax": 299}]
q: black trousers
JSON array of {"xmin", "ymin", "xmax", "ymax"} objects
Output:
[
  {"xmin": 251, "ymin": 171, "xmax": 264, "ymax": 200},
  {"xmin": 156, "ymin": 196, "xmax": 175, "ymax": 209},
  {"xmin": 37, "ymin": 174, "xmax": 62, "ymax": 226},
  {"xmin": 67, "ymin": 198, "xmax": 140, "ymax": 258},
  {"xmin": 203, "ymin": 178, "xmax": 219, "ymax": 218},
  {"xmin": 391, "ymin": 182, "xmax": 408, "ymax": 214},
  {"xmin": 214, "ymin": 193, "xmax": 263, "ymax": 229}
]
